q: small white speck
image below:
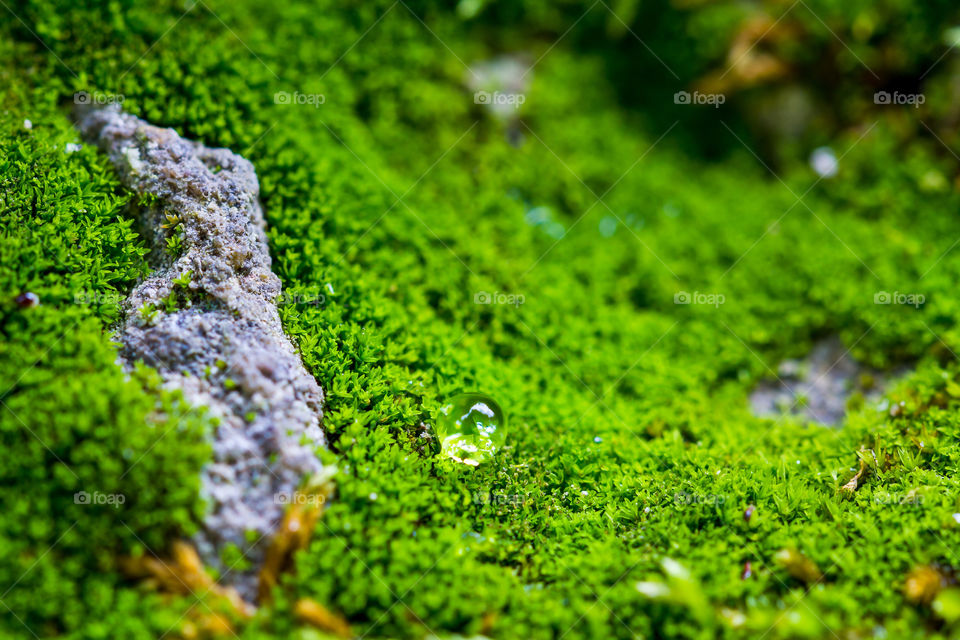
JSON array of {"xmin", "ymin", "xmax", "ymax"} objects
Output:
[
  {"xmin": 325, "ymin": 283, "xmax": 335, "ymax": 295},
  {"xmin": 796, "ymin": 460, "xmax": 801, "ymax": 464},
  {"xmin": 810, "ymin": 147, "xmax": 838, "ymax": 178},
  {"xmin": 643, "ymin": 506, "xmax": 651, "ymax": 513},
  {"xmin": 953, "ymin": 513, "xmax": 960, "ymax": 524},
  {"xmin": 369, "ymin": 492, "xmax": 378, "ymax": 501},
  {"xmin": 65, "ymin": 143, "xmax": 82, "ymax": 153},
  {"xmin": 581, "ymin": 490, "xmax": 588, "ymax": 497},
  {"xmin": 593, "ymin": 436, "xmax": 602, "ymax": 443},
  {"xmin": 23, "ymin": 119, "xmax": 32, "ymax": 130}
]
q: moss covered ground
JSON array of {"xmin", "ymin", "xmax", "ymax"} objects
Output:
[{"xmin": 4, "ymin": 0, "xmax": 960, "ymax": 638}]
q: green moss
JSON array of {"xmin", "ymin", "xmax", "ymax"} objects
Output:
[
  {"xmin": 164, "ymin": 223, "xmax": 185, "ymax": 259},
  {"xmin": 0, "ymin": 61, "xmax": 213, "ymax": 637},
  {"xmin": 4, "ymin": 0, "xmax": 960, "ymax": 638}
]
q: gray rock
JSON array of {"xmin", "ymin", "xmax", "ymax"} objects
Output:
[
  {"xmin": 75, "ymin": 105, "xmax": 324, "ymax": 600},
  {"xmin": 748, "ymin": 336, "xmax": 898, "ymax": 426}
]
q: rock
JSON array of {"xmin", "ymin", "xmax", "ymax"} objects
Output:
[
  {"xmin": 75, "ymin": 105, "xmax": 325, "ymax": 601},
  {"xmin": 748, "ymin": 336, "xmax": 901, "ymax": 426}
]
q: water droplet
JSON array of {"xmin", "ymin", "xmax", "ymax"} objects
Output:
[{"xmin": 435, "ymin": 393, "xmax": 506, "ymax": 466}]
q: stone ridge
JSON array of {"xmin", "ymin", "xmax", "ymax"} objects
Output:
[{"xmin": 75, "ymin": 105, "xmax": 325, "ymax": 600}]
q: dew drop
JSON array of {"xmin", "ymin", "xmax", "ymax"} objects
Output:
[{"xmin": 435, "ymin": 392, "xmax": 506, "ymax": 466}]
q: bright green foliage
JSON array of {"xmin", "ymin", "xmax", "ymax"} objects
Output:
[
  {"xmin": 0, "ymin": 48, "xmax": 212, "ymax": 638},
  {"xmin": 4, "ymin": 1, "xmax": 960, "ymax": 639}
]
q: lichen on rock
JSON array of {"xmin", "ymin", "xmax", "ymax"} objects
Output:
[{"xmin": 75, "ymin": 105, "xmax": 325, "ymax": 600}]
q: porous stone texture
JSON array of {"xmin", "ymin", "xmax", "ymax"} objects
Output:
[
  {"xmin": 748, "ymin": 336, "xmax": 897, "ymax": 426},
  {"xmin": 75, "ymin": 105, "xmax": 324, "ymax": 600}
]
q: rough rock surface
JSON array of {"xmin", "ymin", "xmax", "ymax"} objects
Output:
[
  {"xmin": 748, "ymin": 336, "xmax": 897, "ymax": 426},
  {"xmin": 75, "ymin": 105, "xmax": 324, "ymax": 599}
]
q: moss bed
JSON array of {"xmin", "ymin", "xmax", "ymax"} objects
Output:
[{"xmin": 4, "ymin": 1, "xmax": 960, "ymax": 638}]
